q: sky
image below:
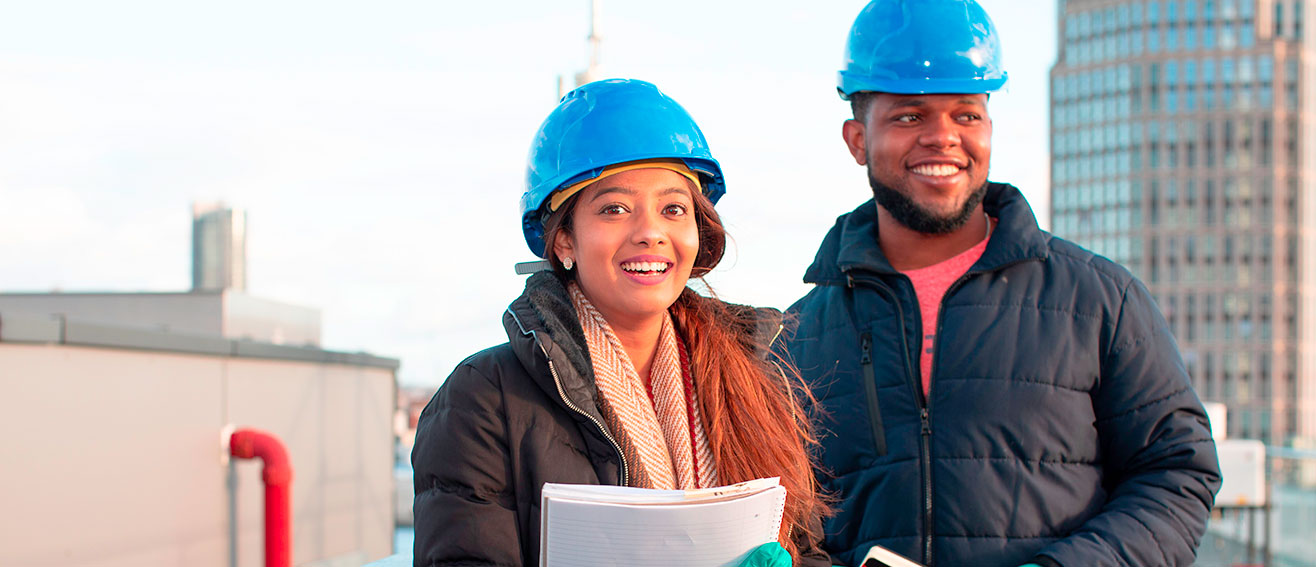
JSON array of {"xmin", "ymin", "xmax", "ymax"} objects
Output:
[{"xmin": 0, "ymin": 1, "xmax": 1058, "ymax": 387}]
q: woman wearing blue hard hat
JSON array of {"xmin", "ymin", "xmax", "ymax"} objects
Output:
[{"xmin": 412, "ymin": 79, "xmax": 829, "ymax": 567}]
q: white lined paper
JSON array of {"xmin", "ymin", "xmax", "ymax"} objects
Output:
[{"xmin": 539, "ymin": 478, "xmax": 785, "ymax": 567}]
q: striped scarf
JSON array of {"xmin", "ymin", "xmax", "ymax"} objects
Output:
[{"xmin": 569, "ymin": 283, "xmax": 718, "ymax": 490}]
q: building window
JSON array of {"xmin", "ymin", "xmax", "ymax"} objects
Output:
[
  {"xmin": 1204, "ymin": 179, "xmax": 1217, "ymax": 225},
  {"xmin": 1275, "ymin": 1, "xmax": 1285, "ymax": 37},
  {"xmin": 1260, "ymin": 118, "xmax": 1272, "ymax": 165},
  {"xmin": 1223, "ymin": 119, "xmax": 1236, "ymax": 165},
  {"xmin": 1286, "ymin": 119, "xmax": 1298, "ymax": 164},
  {"xmin": 1295, "ymin": 1, "xmax": 1303, "ymax": 39}
]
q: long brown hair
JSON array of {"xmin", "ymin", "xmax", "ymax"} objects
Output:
[{"xmin": 543, "ymin": 182, "xmax": 829, "ymax": 558}]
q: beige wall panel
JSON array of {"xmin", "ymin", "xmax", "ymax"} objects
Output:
[
  {"xmin": 61, "ymin": 533, "xmax": 227, "ymax": 567},
  {"xmin": 226, "ymin": 358, "xmax": 324, "ymax": 566},
  {"xmin": 1, "ymin": 343, "xmax": 394, "ymax": 566},
  {"xmin": 230, "ymin": 459, "xmax": 267, "ymax": 567},
  {"xmin": 177, "ymin": 533, "xmax": 231, "ymax": 567},
  {"xmin": 321, "ymin": 511, "xmax": 365, "ymax": 557},
  {"xmin": 69, "ymin": 546, "xmax": 181, "ymax": 567},
  {"xmin": 358, "ymin": 368, "xmax": 399, "ymax": 562},
  {"xmin": 322, "ymin": 369, "xmax": 365, "ymax": 476},
  {"xmin": 225, "ymin": 358, "xmax": 394, "ymax": 565},
  {"xmin": 361, "ymin": 481, "xmax": 397, "ymax": 562},
  {"xmin": 325, "ymin": 366, "xmax": 395, "ymax": 562},
  {"xmin": 0, "ymin": 344, "xmax": 226, "ymax": 567},
  {"xmin": 343, "ymin": 366, "xmax": 397, "ymax": 562}
]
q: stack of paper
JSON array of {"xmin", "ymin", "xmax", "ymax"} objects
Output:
[
  {"xmin": 539, "ymin": 477, "xmax": 786, "ymax": 567},
  {"xmin": 861, "ymin": 544, "xmax": 924, "ymax": 567}
]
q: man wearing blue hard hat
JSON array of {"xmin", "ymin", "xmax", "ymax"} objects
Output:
[{"xmin": 778, "ymin": 1, "xmax": 1221, "ymax": 566}]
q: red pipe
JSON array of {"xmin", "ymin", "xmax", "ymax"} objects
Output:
[{"xmin": 230, "ymin": 428, "xmax": 293, "ymax": 567}]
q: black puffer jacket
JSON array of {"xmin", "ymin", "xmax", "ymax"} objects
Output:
[
  {"xmin": 780, "ymin": 184, "xmax": 1221, "ymax": 567},
  {"xmin": 412, "ymin": 272, "xmax": 828, "ymax": 566}
]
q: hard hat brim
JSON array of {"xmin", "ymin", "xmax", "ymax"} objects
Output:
[{"xmin": 838, "ymin": 72, "xmax": 1009, "ymax": 100}]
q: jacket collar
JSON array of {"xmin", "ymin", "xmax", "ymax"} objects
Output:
[
  {"xmin": 803, "ymin": 182, "xmax": 1051, "ymax": 285},
  {"xmin": 502, "ymin": 272, "xmax": 785, "ymax": 421},
  {"xmin": 503, "ymin": 272, "xmax": 605, "ymax": 424}
]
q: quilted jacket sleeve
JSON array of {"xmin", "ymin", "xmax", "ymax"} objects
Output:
[
  {"xmin": 795, "ymin": 511, "xmax": 837, "ymax": 567},
  {"xmin": 1034, "ymin": 278, "xmax": 1221, "ymax": 567},
  {"xmin": 412, "ymin": 361, "xmax": 522, "ymax": 567}
]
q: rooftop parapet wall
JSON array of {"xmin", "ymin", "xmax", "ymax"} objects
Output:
[
  {"xmin": 0, "ymin": 311, "xmax": 397, "ymax": 369},
  {"xmin": 0, "ymin": 291, "xmax": 323, "ymax": 347},
  {"xmin": 0, "ymin": 313, "xmax": 399, "ymax": 566}
]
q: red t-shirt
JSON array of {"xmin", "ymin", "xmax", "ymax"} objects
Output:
[{"xmin": 901, "ymin": 225, "xmax": 992, "ymax": 396}]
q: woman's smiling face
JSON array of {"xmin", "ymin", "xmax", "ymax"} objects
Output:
[{"xmin": 552, "ymin": 168, "xmax": 700, "ymax": 328}]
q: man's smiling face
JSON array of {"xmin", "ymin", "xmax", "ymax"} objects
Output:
[{"xmin": 846, "ymin": 92, "xmax": 993, "ymax": 234}]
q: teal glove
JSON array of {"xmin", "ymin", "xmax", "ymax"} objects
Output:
[
  {"xmin": 1019, "ymin": 564, "xmax": 1044, "ymax": 567},
  {"xmin": 740, "ymin": 542, "xmax": 792, "ymax": 567}
]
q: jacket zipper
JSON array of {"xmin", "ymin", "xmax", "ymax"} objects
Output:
[
  {"xmin": 848, "ymin": 274, "xmax": 920, "ymax": 401},
  {"xmin": 846, "ymin": 245, "xmax": 1043, "ymax": 565},
  {"xmin": 506, "ymin": 304, "xmax": 630, "ymax": 487},
  {"xmin": 848, "ymin": 272, "xmax": 929, "ymax": 564},
  {"xmin": 913, "ymin": 269, "xmax": 997, "ymax": 566},
  {"xmin": 919, "ymin": 408, "xmax": 933, "ymax": 565},
  {"xmin": 859, "ymin": 333, "xmax": 887, "ymax": 456},
  {"xmin": 917, "ymin": 259, "xmax": 1035, "ymax": 565},
  {"xmin": 916, "ymin": 272, "xmax": 981, "ymax": 567},
  {"xmin": 544, "ymin": 355, "xmax": 629, "ymax": 487}
]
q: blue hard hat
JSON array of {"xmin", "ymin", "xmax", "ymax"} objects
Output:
[
  {"xmin": 521, "ymin": 79, "xmax": 725, "ymax": 258},
  {"xmin": 838, "ymin": 0, "xmax": 1008, "ymax": 99}
]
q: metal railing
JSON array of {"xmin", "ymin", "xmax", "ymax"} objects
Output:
[{"xmin": 1198, "ymin": 446, "xmax": 1316, "ymax": 567}]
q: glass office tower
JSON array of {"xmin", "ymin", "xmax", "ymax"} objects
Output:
[
  {"xmin": 1050, "ymin": 0, "xmax": 1314, "ymax": 446},
  {"xmin": 191, "ymin": 203, "xmax": 247, "ymax": 293}
]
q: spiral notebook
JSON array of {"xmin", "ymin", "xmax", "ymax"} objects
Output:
[
  {"xmin": 861, "ymin": 544, "xmax": 925, "ymax": 567},
  {"xmin": 539, "ymin": 477, "xmax": 786, "ymax": 567}
]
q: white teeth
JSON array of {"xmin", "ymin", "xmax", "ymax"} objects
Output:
[
  {"xmin": 621, "ymin": 261, "xmax": 669, "ymax": 273},
  {"xmin": 910, "ymin": 164, "xmax": 960, "ymax": 177}
]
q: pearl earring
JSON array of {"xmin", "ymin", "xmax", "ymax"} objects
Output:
[{"xmin": 563, "ymin": 257, "xmax": 574, "ymax": 270}]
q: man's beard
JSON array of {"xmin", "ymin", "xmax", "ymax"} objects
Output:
[{"xmin": 868, "ymin": 167, "xmax": 988, "ymax": 235}]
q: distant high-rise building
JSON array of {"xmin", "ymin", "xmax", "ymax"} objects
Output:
[
  {"xmin": 192, "ymin": 203, "xmax": 246, "ymax": 292},
  {"xmin": 1049, "ymin": 0, "xmax": 1314, "ymax": 446}
]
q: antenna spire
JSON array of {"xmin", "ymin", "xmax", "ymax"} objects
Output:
[{"xmin": 558, "ymin": 0, "xmax": 604, "ymax": 98}]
